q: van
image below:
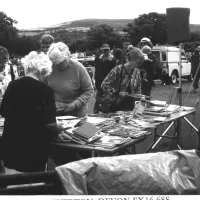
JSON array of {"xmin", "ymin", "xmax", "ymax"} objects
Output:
[{"xmin": 151, "ymin": 46, "xmax": 192, "ymax": 84}]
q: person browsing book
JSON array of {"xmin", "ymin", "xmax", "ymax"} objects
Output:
[
  {"xmin": 0, "ymin": 52, "xmax": 64, "ymax": 174},
  {"xmin": 101, "ymin": 47, "xmax": 144, "ymax": 112},
  {"xmin": 47, "ymin": 42, "xmax": 94, "ymax": 117}
]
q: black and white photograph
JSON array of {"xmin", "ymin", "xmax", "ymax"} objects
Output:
[{"xmin": 0, "ymin": 0, "xmax": 200, "ymax": 198}]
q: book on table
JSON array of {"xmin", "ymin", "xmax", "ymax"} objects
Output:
[
  {"xmin": 61, "ymin": 130, "xmax": 87, "ymax": 145},
  {"xmin": 72, "ymin": 122, "xmax": 102, "ymax": 140},
  {"xmin": 58, "ymin": 123, "xmax": 103, "ymax": 144},
  {"xmin": 90, "ymin": 135, "xmax": 132, "ymax": 149}
]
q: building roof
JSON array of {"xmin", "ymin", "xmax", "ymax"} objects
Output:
[{"xmin": 152, "ymin": 45, "xmax": 180, "ymax": 52}]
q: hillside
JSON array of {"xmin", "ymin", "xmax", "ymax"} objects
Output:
[
  {"xmin": 19, "ymin": 19, "xmax": 133, "ymax": 36},
  {"xmin": 57, "ymin": 19, "xmax": 134, "ymax": 30},
  {"xmin": 19, "ymin": 18, "xmax": 200, "ymax": 36}
]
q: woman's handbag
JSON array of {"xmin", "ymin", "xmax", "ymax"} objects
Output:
[{"xmin": 95, "ymin": 96, "xmax": 113, "ymax": 113}]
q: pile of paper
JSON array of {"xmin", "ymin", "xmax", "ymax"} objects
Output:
[
  {"xmin": 90, "ymin": 135, "xmax": 131, "ymax": 149},
  {"xmin": 102, "ymin": 124, "xmax": 151, "ymax": 138},
  {"xmin": 56, "ymin": 116, "xmax": 81, "ymax": 129}
]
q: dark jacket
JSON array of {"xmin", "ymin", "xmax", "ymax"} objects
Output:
[
  {"xmin": 0, "ymin": 77, "xmax": 56, "ymax": 172},
  {"xmin": 95, "ymin": 54, "xmax": 116, "ymax": 91},
  {"xmin": 191, "ymin": 53, "xmax": 200, "ymax": 78},
  {"xmin": 141, "ymin": 53, "xmax": 157, "ymax": 84}
]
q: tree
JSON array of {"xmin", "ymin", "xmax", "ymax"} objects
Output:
[
  {"xmin": 11, "ymin": 36, "xmax": 40, "ymax": 56},
  {"xmin": 0, "ymin": 11, "xmax": 19, "ymax": 50},
  {"xmin": 123, "ymin": 12, "xmax": 167, "ymax": 46},
  {"xmin": 190, "ymin": 32, "xmax": 200, "ymax": 42},
  {"xmin": 86, "ymin": 24, "xmax": 122, "ymax": 49}
]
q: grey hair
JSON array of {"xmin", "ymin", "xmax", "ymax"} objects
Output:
[
  {"xmin": 127, "ymin": 47, "xmax": 144, "ymax": 65},
  {"xmin": 22, "ymin": 51, "xmax": 52, "ymax": 76},
  {"xmin": 47, "ymin": 42, "xmax": 71, "ymax": 65}
]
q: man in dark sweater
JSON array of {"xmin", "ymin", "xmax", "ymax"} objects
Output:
[
  {"xmin": 191, "ymin": 47, "xmax": 200, "ymax": 93},
  {"xmin": 94, "ymin": 44, "xmax": 116, "ymax": 113},
  {"xmin": 122, "ymin": 38, "xmax": 131, "ymax": 63}
]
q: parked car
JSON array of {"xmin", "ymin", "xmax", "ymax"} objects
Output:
[{"xmin": 151, "ymin": 46, "xmax": 192, "ymax": 84}]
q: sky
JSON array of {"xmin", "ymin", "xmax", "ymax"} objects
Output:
[{"xmin": 1, "ymin": 0, "xmax": 200, "ymax": 29}]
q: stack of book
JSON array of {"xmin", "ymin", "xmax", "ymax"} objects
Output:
[
  {"xmin": 72, "ymin": 122, "xmax": 103, "ymax": 143},
  {"xmin": 60, "ymin": 122, "xmax": 104, "ymax": 145}
]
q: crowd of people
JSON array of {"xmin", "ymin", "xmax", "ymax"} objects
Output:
[
  {"xmin": 94, "ymin": 37, "xmax": 157, "ymax": 113},
  {"xmin": 0, "ymin": 34, "xmax": 161, "ymax": 175}
]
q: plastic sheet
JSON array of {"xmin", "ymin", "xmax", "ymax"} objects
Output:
[{"xmin": 56, "ymin": 150, "xmax": 200, "ymax": 195}]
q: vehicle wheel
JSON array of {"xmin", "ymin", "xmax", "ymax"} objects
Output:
[
  {"xmin": 171, "ymin": 70, "xmax": 178, "ymax": 84},
  {"xmin": 187, "ymin": 73, "xmax": 193, "ymax": 82}
]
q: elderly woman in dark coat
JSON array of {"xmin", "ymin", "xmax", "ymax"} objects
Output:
[{"xmin": 0, "ymin": 52, "xmax": 64, "ymax": 174}]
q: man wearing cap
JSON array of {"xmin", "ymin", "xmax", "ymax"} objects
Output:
[
  {"xmin": 138, "ymin": 37, "xmax": 153, "ymax": 49},
  {"xmin": 94, "ymin": 43, "xmax": 116, "ymax": 113},
  {"xmin": 191, "ymin": 47, "xmax": 200, "ymax": 93}
]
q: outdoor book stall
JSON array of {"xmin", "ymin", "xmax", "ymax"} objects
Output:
[
  {"xmin": 0, "ymin": 99, "xmax": 199, "ymax": 158},
  {"xmin": 50, "ymin": 99, "xmax": 199, "ymax": 159}
]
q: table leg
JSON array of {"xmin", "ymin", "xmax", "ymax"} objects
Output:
[
  {"xmin": 130, "ymin": 144, "xmax": 136, "ymax": 154},
  {"xmin": 91, "ymin": 151, "xmax": 96, "ymax": 157},
  {"xmin": 175, "ymin": 119, "xmax": 181, "ymax": 150},
  {"xmin": 183, "ymin": 117, "xmax": 199, "ymax": 151},
  {"xmin": 123, "ymin": 145, "xmax": 136, "ymax": 154},
  {"xmin": 183, "ymin": 117, "xmax": 198, "ymax": 132},
  {"xmin": 196, "ymin": 129, "xmax": 200, "ymax": 151},
  {"xmin": 146, "ymin": 127, "xmax": 157, "ymax": 153},
  {"xmin": 146, "ymin": 122, "xmax": 174, "ymax": 152},
  {"xmin": 97, "ymin": 151, "xmax": 115, "ymax": 157}
]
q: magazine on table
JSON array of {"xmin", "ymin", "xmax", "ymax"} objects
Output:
[
  {"xmin": 90, "ymin": 135, "xmax": 132, "ymax": 149},
  {"xmin": 57, "ymin": 118, "xmax": 81, "ymax": 129},
  {"xmin": 56, "ymin": 116, "xmax": 78, "ymax": 120},
  {"xmin": 150, "ymin": 100, "xmax": 167, "ymax": 107},
  {"xmin": 102, "ymin": 124, "xmax": 151, "ymax": 138},
  {"xmin": 144, "ymin": 106, "xmax": 165, "ymax": 113}
]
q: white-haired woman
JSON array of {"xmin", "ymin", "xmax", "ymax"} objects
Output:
[
  {"xmin": 47, "ymin": 42, "xmax": 93, "ymax": 118},
  {"xmin": 0, "ymin": 52, "xmax": 64, "ymax": 174}
]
